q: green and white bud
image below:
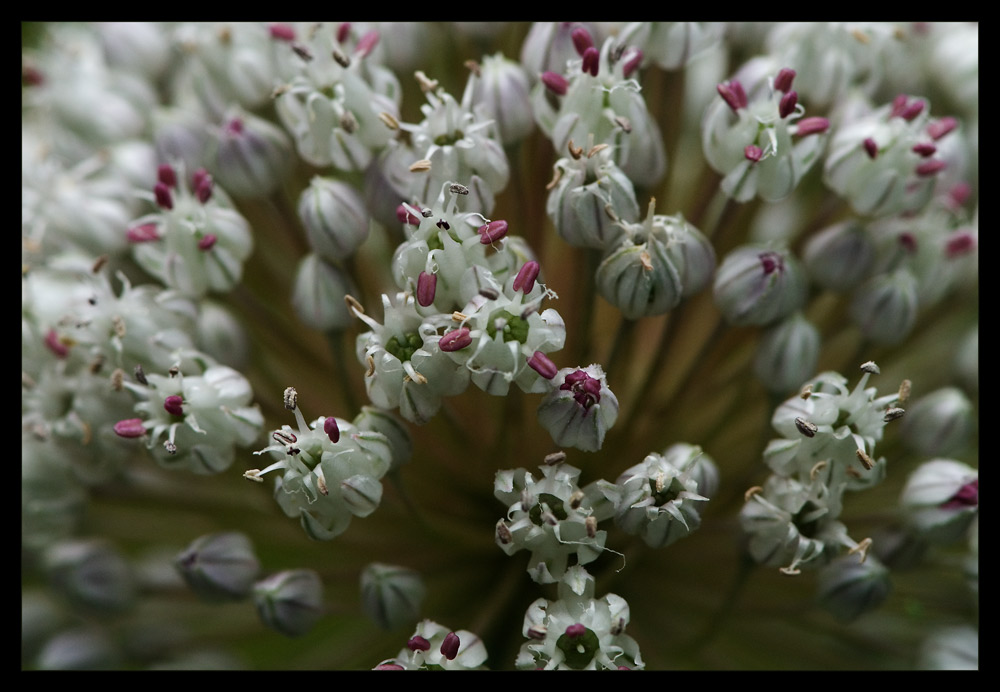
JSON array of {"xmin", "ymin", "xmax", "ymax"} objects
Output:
[
  {"xmin": 298, "ymin": 176, "xmax": 371, "ymax": 261},
  {"xmin": 901, "ymin": 387, "xmax": 975, "ymax": 457},
  {"xmin": 174, "ymin": 532, "xmax": 260, "ymax": 602},
  {"xmin": 714, "ymin": 244, "xmax": 806, "ymax": 327},
  {"xmin": 254, "ymin": 569, "xmax": 324, "ymax": 637},
  {"xmin": 360, "ymin": 563, "xmax": 426, "ymax": 630}
]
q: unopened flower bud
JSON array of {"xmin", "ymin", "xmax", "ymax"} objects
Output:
[
  {"xmin": 816, "ymin": 554, "xmax": 891, "ymax": 622},
  {"xmin": 901, "ymin": 387, "xmax": 975, "ymax": 458},
  {"xmin": 44, "ymin": 539, "xmax": 136, "ymax": 613},
  {"xmin": 174, "ymin": 532, "xmax": 260, "ymax": 602},
  {"xmin": 209, "ymin": 112, "xmax": 293, "ymax": 198},
  {"xmin": 360, "ymin": 563, "xmax": 426, "ymax": 630},
  {"xmin": 802, "ymin": 221, "xmax": 875, "ymax": 293},
  {"xmin": 713, "ymin": 245, "xmax": 806, "ymax": 327},
  {"xmin": 291, "ymin": 253, "xmax": 354, "ymax": 331},
  {"xmin": 298, "ymin": 177, "xmax": 371, "ymax": 261},
  {"xmin": 849, "ymin": 269, "xmax": 919, "ymax": 345},
  {"xmin": 754, "ymin": 313, "xmax": 820, "ymax": 394},
  {"xmin": 254, "ymin": 569, "xmax": 324, "ymax": 637},
  {"xmin": 901, "ymin": 459, "xmax": 978, "ymax": 544},
  {"xmin": 537, "ymin": 365, "xmax": 618, "ymax": 452}
]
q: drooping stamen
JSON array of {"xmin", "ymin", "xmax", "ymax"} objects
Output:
[
  {"xmin": 157, "ymin": 163, "xmax": 177, "ymax": 189},
  {"xmin": 440, "ymin": 632, "xmax": 460, "ymax": 660},
  {"xmin": 927, "ymin": 116, "xmax": 958, "ymax": 140},
  {"xmin": 527, "ymin": 351, "xmax": 558, "ymax": 380},
  {"xmin": 513, "ymin": 261, "xmax": 540, "ymax": 293},
  {"xmin": 581, "ymin": 46, "xmax": 599, "ymax": 77},
  {"xmin": 541, "ymin": 71, "xmax": 569, "ymax": 96},
  {"xmin": 163, "ymin": 395, "xmax": 184, "ymax": 416},
  {"xmin": 571, "ymin": 26, "xmax": 594, "ymax": 56},
  {"xmin": 794, "ymin": 117, "xmax": 830, "ymax": 136},
  {"xmin": 863, "ymin": 137, "xmax": 879, "ymax": 159},
  {"xmin": 478, "ymin": 219, "xmax": 509, "ymax": 244},
  {"xmin": 774, "ymin": 67, "xmax": 796, "ymax": 93},
  {"xmin": 127, "ymin": 223, "xmax": 160, "ymax": 243},
  {"xmin": 324, "ymin": 416, "xmax": 340, "ymax": 443},
  {"xmin": 416, "ymin": 271, "xmax": 437, "ymax": 307},
  {"xmin": 114, "ymin": 418, "xmax": 147, "ymax": 438},
  {"xmin": 778, "ymin": 90, "xmax": 798, "ymax": 119},
  {"xmin": 744, "ymin": 145, "xmax": 763, "ymax": 163},
  {"xmin": 915, "ymin": 159, "xmax": 946, "ymax": 177},
  {"xmin": 154, "ymin": 181, "xmax": 173, "ymax": 210},
  {"xmin": 717, "ymin": 80, "xmax": 747, "ymax": 112},
  {"xmin": 439, "ymin": 327, "xmax": 472, "ymax": 352}
]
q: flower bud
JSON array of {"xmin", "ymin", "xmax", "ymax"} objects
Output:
[
  {"xmin": 546, "ymin": 151, "xmax": 639, "ymax": 249},
  {"xmin": 816, "ymin": 554, "xmax": 891, "ymax": 622},
  {"xmin": 900, "ymin": 459, "xmax": 978, "ymax": 544},
  {"xmin": 208, "ymin": 112, "xmax": 293, "ymax": 198},
  {"xmin": 291, "ymin": 253, "xmax": 354, "ymax": 331},
  {"xmin": 753, "ymin": 313, "xmax": 820, "ymax": 394},
  {"xmin": 360, "ymin": 563, "xmax": 426, "ymax": 630},
  {"xmin": 802, "ymin": 221, "xmax": 876, "ymax": 293},
  {"xmin": 537, "ymin": 365, "xmax": 618, "ymax": 452},
  {"xmin": 353, "ymin": 406, "xmax": 412, "ymax": 472},
  {"xmin": 848, "ymin": 269, "xmax": 919, "ymax": 345},
  {"xmin": 901, "ymin": 387, "xmax": 975, "ymax": 457},
  {"xmin": 713, "ymin": 245, "xmax": 806, "ymax": 326},
  {"xmin": 919, "ymin": 625, "xmax": 979, "ymax": 670},
  {"xmin": 298, "ymin": 176, "xmax": 371, "ymax": 261},
  {"xmin": 470, "ymin": 53, "xmax": 534, "ymax": 145},
  {"xmin": 254, "ymin": 569, "xmax": 324, "ymax": 637},
  {"xmin": 44, "ymin": 538, "xmax": 136, "ymax": 613},
  {"xmin": 339, "ymin": 473, "xmax": 384, "ymax": 517},
  {"xmin": 36, "ymin": 627, "xmax": 121, "ymax": 670},
  {"xmin": 174, "ymin": 532, "xmax": 260, "ymax": 602}
]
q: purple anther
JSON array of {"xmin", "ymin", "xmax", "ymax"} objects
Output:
[
  {"xmin": 416, "ymin": 271, "xmax": 437, "ymax": 307},
  {"xmin": 759, "ymin": 251, "xmax": 784, "ymax": 275},
  {"xmin": 374, "ymin": 663, "xmax": 404, "ymax": 670},
  {"xmin": 582, "ymin": 46, "xmax": 599, "ymax": 77},
  {"xmin": 154, "ymin": 181, "xmax": 174, "ymax": 210},
  {"xmin": 513, "ymin": 261, "xmax": 540, "ymax": 293},
  {"xmin": 396, "ymin": 204, "xmax": 421, "ymax": 226},
  {"xmin": 900, "ymin": 99, "xmax": 925, "ymax": 121},
  {"xmin": 439, "ymin": 327, "xmax": 472, "ymax": 352},
  {"xmin": 863, "ymin": 137, "xmax": 879, "ymax": 159},
  {"xmin": 912, "ymin": 142, "xmax": 937, "ymax": 157},
  {"xmin": 440, "ymin": 632, "xmax": 461, "ymax": 660},
  {"xmin": 794, "ymin": 117, "xmax": 830, "ymax": 136},
  {"xmin": 915, "ymin": 159, "xmax": 947, "ymax": 177},
  {"xmin": 717, "ymin": 80, "xmax": 747, "ymax": 112},
  {"xmin": 774, "ymin": 67, "xmax": 796, "ymax": 93},
  {"xmin": 945, "ymin": 230, "xmax": 976, "ymax": 258},
  {"xmin": 195, "ymin": 174, "xmax": 214, "ymax": 204},
  {"xmin": 744, "ymin": 145, "xmax": 763, "ymax": 163},
  {"xmin": 890, "ymin": 94, "xmax": 910, "ymax": 119},
  {"xmin": 928, "ymin": 116, "xmax": 958, "ymax": 141},
  {"xmin": 560, "ymin": 369, "xmax": 601, "ymax": 410},
  {"xmin": 898, "ymin": 232, "xmax": 917, "ymax": 253},
  {"xmin": 157, "ymin": 163, "xmax": 177, "ymax": 189},
  {"xmin": 571, "ymin": 26, "xmax": 594, "ymax": 56},
  {"xmin": 407, "ymin": 635, "xmax": 431, "ymax": 652},
  {"xmin": 22, "ymin": 65, "xmax": 44, "ymax": 86},
  {"xmin": 269, "ymin": 23, "xmax": 296, "ymax": 42},
  {"xmin": 337, "ymin": 22, "xmax": 351, "ymax": 43},
  {"xmin": 941, "ymin": 478, "xmax": 978, "ymax": 509},
  {"xmin": 778, "ymin": 90, "xmax": 798, "ymax": 119},
  {"xmin": 356, "ymin": 30, "xmax": 379, "ymax": 58},
  {"xmin": 324, "ymin": 416, "xmax": 341, "ymax": 443},
  {"xmin": 541, "ymin": 71, "xmax": 569, "ymax": 96},
  {"xmin": 113, "ymin": 418, "xmax": 147, "ymax": 439},
  {"xmin": 613, "ymin": 46, "xmax": 637, "ymax": 76},
  {"xmin": 948, "ymin": 182, "xmax": 971, "ymax": 207},
  {"xmin": 198, "ymin": 234, "xmax": 217, "ymax": 251},
  {"xmin": 478, "ymin": 219, "xmax": 509, "ymax": 244},
  {"xmin": 527, "ymin": 351, "xmax": 558, "ymax": 380},
  {"xmin": 44, "ymin": 329, "xmax": 68, "ymax": 358},
  {"xmin": 565, "ymin": 623, "xmax": 587, "ymax": 639},
  {"xmin": 127, "ymin": 223, "xmax": 160, "ymax": 243},
  {"xmin": 163, "ymin": 395, "xmax": 184, "ymax": 416},
  {"xmin": 225, "ymin": 117, "xmax": 244, "ymax": 136}
]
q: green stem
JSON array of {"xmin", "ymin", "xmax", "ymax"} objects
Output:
[
  {"xmin": 682, "ymin": 549, "xmax": 755, "ymax": 656},
  {"xmin": 326, "ymin": 329, "xmax": 360, "ymax": 414}
]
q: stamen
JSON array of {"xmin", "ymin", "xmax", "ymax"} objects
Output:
[
  {"xmin": 154, "ymin": 181, "xmax": 173, "ymax": 210},
  {"xmin": 113, "ymin": 418, "xmax": 146, "ymax": 438},
  {"xmin": 283, "ymin": 386, "xmax": 298, "ymax": 411},
  {"xmin": 778, "ymin": 90, "xmax": 798, "ymax": 119},
  {"xmin": 883, "ymin": 407, "xmax": 905, "ymax": 422},
  {"xmin": 407, "ymin": 635, "xmax": 431, "ymax": 652},
  {"xmin": 863, "ymin": 137, "xmax": 879, "ymax": 159},
  {"xmin": 527, "ymin": 351, "xmax": 558, "ymax": 380},
  {"xmin": 243, "ymin": 469, "xmax": 264, "ymax": 482},
  {"xmin": 416, "ymin": 271, "xmax": 437, "ymax": 307},
  {"xmin": 496, "ymin": 520, "xmax": 512, "ymax": 544},
  {"xmin": 164, "ymin": 395, "xmax": 184, "ymax": 416},
  {"xmin": 856, "ymin": 449, "xmax": 874, "ymax": 470},
  {"xmin": 440, "ymin": 632, "xmax": 460, "ymax": 660},
  {"xmin": 513, "ymin": 261, "xmax": 540, "ymax": 293},
  {"xmin": 794, "ymin": 417, "xmax": 818, "ymax": 437},
  {"xmin": 860, "ymin": 361, "xmax": 880, "ymax": 374},
  {"xmin": 897, "ymin": 379, "xmax": 912, "ymax": 404},
  {"xmin": 324, "ymin": 417, "xmax": 340, "ymax": 443},
  {"xmin": 581, "ymin": 46, "xmax": 599, "ymax": 76},
  {"xmin": 439, "ymin": 327, "xmax": 472, "ymax": 352},
  {"xmin": 478, "ymin": 219, "xmax": 509, "ymax": 244},
  {"xmin": 774, "ymin": 67, "xmax": 796, "ymax": 93},
  {"xmin": 717, "ymin": 80, "xmax": 748, "ymax": 112},
  {"xmin": 541, "ymin": 71, "xmax": 569, "ymax": 96},
  {"xmin": 409, "ymin": 159, "xmax": 432, "ymax": 172}
]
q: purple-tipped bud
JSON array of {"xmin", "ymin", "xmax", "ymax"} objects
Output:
[
  {"xmin": 778, "ymin": 90, "xmax": 798, "ymax": 119},
  {"xmin": 565, "ymin": 623, "xmax": 587, "ymax": 638},
  {"xmin": 407, "ymin": 635, "xmax": 431, "ymax": 652},
  {"xmin": 941, "ymin": 478, "xmax": 978, "ymax": 509},
  {"xmin": 127, "ymin": 223, "xmax": 160, "ymax": 243},
  {"xmin": 527, "ymin": 351, "xmax": 558, "ymax": 380},
  {"xmin": 416, "ymin": 271, "xmax": 437, "ymax": 307},
  {"xmin": 439, "ymin": 327, "xmax": 472, "ymax": 352},
  {"xmin": 560, "ymin": 369, "xmax": 602, "ymax": 410},
  {"xmin": 114, "ymin": 418, "xmax": 146, "ymax": 439},
  {"xmin": 717, "ymin": 80, "xmax": 747, "ymax": 112},
  {"xmin": 513, "ymin": 261, "xmax": 540, "ymax": 293},
  {"xmin": 440, "ymin": 632, "xmax": 460, "ymax": 660},
  {"xmin": 541, "ymin": 71, "xmax": 569, "ymax": 96},
  {"xmin": 163, "ymin": 395, "xmax": 184, "ymax": 416},
  {"xmin": 794, "ymin": 117, "xmax": 830, "ymax": 136},
  {"xmin": 928, "ymin": 116, "xmax": 958, "ymax": 140},
  {"xmin": 774, "ymin": 67, "xmax": 796, "ymax": 93},
  {"xmin": 336, "ymin": 22, "xmax": 351, "ymax": 44},
  {"xmin": 198, "ymin": 234, "xmax": 217, "ymax": 250},
  {"xmin": 863, "ymin": 137, "xmax": 879, "ymax": 159},
  {"xmin": 154, "ymin": 181, "xmax": 173, "ymax": 210},
  {"xmin": 915, "ymin": 159, "xmax": 946, "ymax": 177},
  {"xmin": 581, "ymin": 46, "xmax": 599, "ymax": 77},
  {"xmin": 44, "ymin": 329, "xmax": 69, "ymax": 358},
  {"xmin": 269, "ymin": 23, "xmax": 296, "ymax": 42},
  {"xmin": 396, "ymin": 204, "xmax": 421, "ymax": 226},
  {"xmin": 324, "ymin": 416, "xmax": 341, "ymax": 443},
  {"xmin": 912, "ymin": 142, "xmax": 937, "ymax": 157},
  {"xmin": 571, "ymin": 27, "xmax": 594, "ymax": 56},
  {"xmin": 478, "ymin": 219, "xmax": 509, "ymax": 244},
  {"xmin": 946, "ymin": 230, "xmax": 976, "ymax": 258},
  {"xmin": 622, "ymin": 48, "xmax": 643, "ymax": 78},
  {"xmin": 356, "ymin": 30, "xmax": 379, "ymax": 58},
  {"xmin": 157, "ymin": 163, "xmax": 177, "ymax": 189},
  {"xmin": 744, "ymin": 145, "xmax": 763, "ymax": 163}
]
